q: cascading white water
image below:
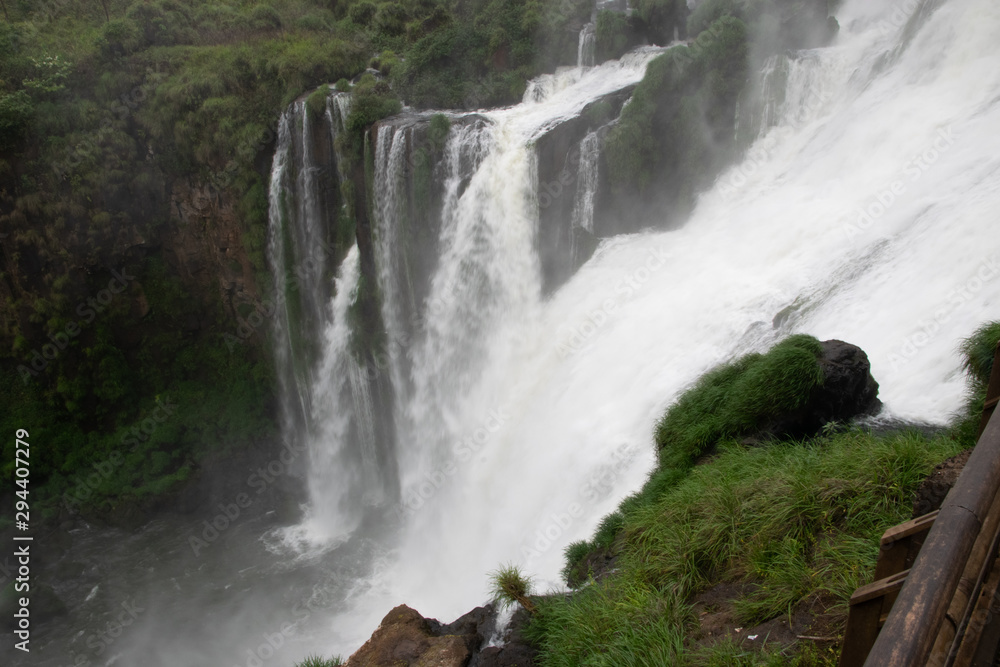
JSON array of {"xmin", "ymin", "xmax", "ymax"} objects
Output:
[
  {"xmin": 41, "ymin": 2, "xmax": 1000, "ymax": 666},
  {"xmin": 288, "ymin": 244, "xmax": 367, "ymax": 543},
  {"xmin": 577, "ymin": 21, "xmax": 596, "ymax": 68},
  {"xmin": 306, "ymin": 0, "xmax": 1000, "ymax": 654},
  {"xmin": 571, "ymin": 129, "xmax": 601, "ymax": 239},
  {"xmin": 372, "ymin": 124, "xmax": 414, "ymax": 407}
]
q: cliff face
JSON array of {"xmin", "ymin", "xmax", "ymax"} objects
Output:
[{"xmin": 165, "ymin": 178, "xmax": 264, "ymax": 325}]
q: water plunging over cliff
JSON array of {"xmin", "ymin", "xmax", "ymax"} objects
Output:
[
  {"xmin": 252, "ymin": 0, "xmax": 1000, "ymax": 659},
  {"xmin": 24, "ymin": 2, "xmax": 1000, "ymax": 666}
]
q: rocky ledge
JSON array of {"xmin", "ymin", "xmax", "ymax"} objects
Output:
[{"xmin": 344, "ymin": 604, "xmax": 536, "ymax": 667}]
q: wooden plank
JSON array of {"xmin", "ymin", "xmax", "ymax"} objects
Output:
[
  {"xmin": 840, "ymin": 571, "xmax": 911, "ymax": 666},
  {"xmin": 876, "ymin": 512, "xmax": 938, "ymax": 581},
  {"xmin": 881, "ymin": 512, "xmax": 940, "ymax": 547},
  {"xmin": 851, "ymin": 570, "xmax": 911, "ymax": 605},
  {"xmin": 864, "ymin": 410, "xmax": 1000, "ymax": 666},
  {"xmin": 928, "ymin": 489, "xmax": 1000, "ymax": 665},
  {"xmin": 841, "ymin": 597, "xmax": 888, "ymax": 667},
  {"xmin": 952, "ymin": 556, "xmax": 1000, "ymax": 666}
]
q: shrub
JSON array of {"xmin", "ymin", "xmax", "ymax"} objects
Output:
[
  {"xmin": 489, "ymin": 563, "xmax": 537, "ymax": 614},
  {"xmin": 98, "ymin": 19, "xmax": 141, "ymax": 57},
  {"xmin": 0, "ymin": 91, "xmax": 33, "ymax": 149},
  {"xmin": 595, "ymin": 11, "xmax": 632, "ymax": 63},
  {"xmin": 960, "ymin": 321, "xmax": 1000, "ymax": 389},
  {"xmin": 655, "ymin": 334, "xmax": 824, "ymax": 464},
  {"xmin": 374, "ymin": 3, "xmax": 408, "ymax": 36},
  {"xmin": 687, "ymin": 0, "xmax": 738, "ymax": 36},
  {"xmin": 248, "ymin": 4, "xmax": 282, "ymax": 30},
  {"xmin": 294, "ymin": 656, "xmax": 343, "ymax": 667},
  {"xmin": 348, "ymin": 1, "xmax": 377, "ymax": 26},
  {"xmin": 428, "ymin": 112, "xmax": 450, "ymax": 146},
  {"xmin": 306, "ymin": 86, "xmax": 329, "ymax": 118},
  {"xmin": 345, "ymin": 74, "xmax": 401, "ymax": 133}
]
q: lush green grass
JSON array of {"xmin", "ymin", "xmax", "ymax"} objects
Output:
[
  {"xmin": 564, "ymin": 335, "xmax": 827, "ymax": 584},
  {"xmin": 531, "ymin": 430, "xmax": 964, "ymax": 665},
  {"xmin": 655, "ymin": 334, "xmax": 824, "ymax": 466}
]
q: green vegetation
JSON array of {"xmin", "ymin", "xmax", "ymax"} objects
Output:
[
  {"xmin": 524, "ymin": 325, "xmax": 998, "ymax": 664},
  {"xmin": 489, "ymin": 562, "xmax": 538, "ymax": 614},
  {"xmin": 2, "ymin": 0, "xmax": 610, "ymax": 518},
  {"xmin": 604, "ymin": 15, "xmax": 748, "ymax": 201},
  {"xmin": 0, "ymin": 256, "xmax": 275, "ymax": 518},
  {"xmin": 601, "ymin": 0, "xmax": 837, "ymax": 228},
  {"xmin": 655, "ymin": 334, "xmax": 824, "ymax": 466},
  {"xmin": 391, "ymin": 0, "xmax": 593, "ymax": 108},
  {"xmin": 960, "ymin": 321, "xmax": 1000, "ymax": 390},
  {"xmin": 345, "ymin": 73, "xmax": 401, "ymax": 133},
  {"xmin": 594, "ymin": 11, "xmax": 638, "ymax": 64},
  {"xmin": 564, "ymin": 334, "xmax": 827, "ymax": 582},
  {"xmin": 293, "ymin": 656, "xmax": 344, "ymax": 667},
  {"xmin": 534, "ymin": 430, "xmax": 961, "ymax": 665}
]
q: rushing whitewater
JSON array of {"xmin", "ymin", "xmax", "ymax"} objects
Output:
[
  {"xmin": 290, "ymin": 0, "xmax": 1000, "ymax": 655},
  {"xmin": 49, "ymin": 1, "xmax": 995, "ymax": 665}
]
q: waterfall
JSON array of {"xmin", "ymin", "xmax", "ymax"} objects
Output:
[
  {"xmin": 265, "ymin": 0, "xmax": 1000, "ymax": 655},
  {"xmin": 268, "ymin": 87, "xmax": 399, "ymax": 545},
  {"xmin": 572, "ymin": 130, "xmax": 601, "ymax": 235},
  {"xmin": 46, "ymin": 3, "xmax": 1000, "ymax": 666},
  {"xmin": 577, "ymin": 22, "xmax": 596, "ymax": 67}
]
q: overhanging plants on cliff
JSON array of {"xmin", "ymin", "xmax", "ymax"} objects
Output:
[
  {"xmin": 603, "ymin": 15, "xmax": 748, "ymax": 212},
  {"xmin": 655, "ymin": 333, "xmax": 825, "ymax": 467},
  {"xmin": 489, "ymin": 563, "xmax": 538, "ymax": 615},
  {"xmin": 562, "ymin": 334, "xmax": 834, "ymax": 587}
]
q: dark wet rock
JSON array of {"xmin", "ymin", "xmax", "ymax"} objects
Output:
[
  {"xmin": 912, "ymin": 448, "xmax": 973, "ymax": 518},
  {"xmin": 760, "ymin": 339, "xmax": 882, "ymax": 440},
  {"xmin": 469, "ymin": 607, "xmax": 538, "ymax": 667}
]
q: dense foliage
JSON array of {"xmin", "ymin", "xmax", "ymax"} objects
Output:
[{"xmin": 599, "ymin": 0, "xmax": 837, "ymax": 229}]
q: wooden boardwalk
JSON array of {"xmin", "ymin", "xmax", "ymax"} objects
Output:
[{"xmin": 840, "ymin": 341, "xmax": 1000, "ymax": 667}]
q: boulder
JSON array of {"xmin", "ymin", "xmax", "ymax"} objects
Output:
[
  {"xmin": 346, "ymin": 604, "xmax": 494, "ymax": 667},
  {"xmin": 761, "ymin": 339, "xmax": 881, "ymax": 440}
]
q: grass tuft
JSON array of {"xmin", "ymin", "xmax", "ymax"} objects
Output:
[
  {"xmin": 489, "ymin": 563, "xmax": 537, "ymax": 614},
  {"xmin": 960, "ymin": 321, "xmax": 1000, "ymax": 390},
  {"xmin": 294, "ymin": 656, "xmax": 343, "ymax": 667}
]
